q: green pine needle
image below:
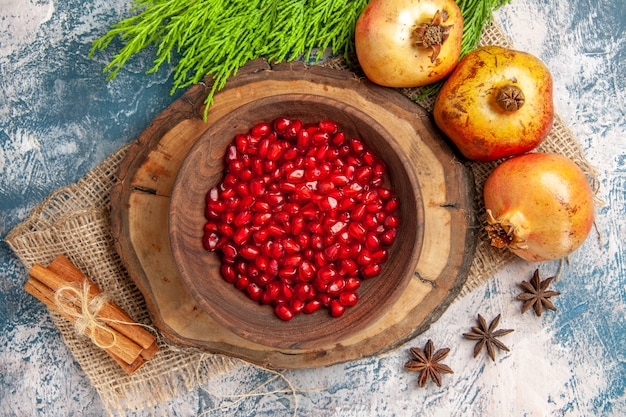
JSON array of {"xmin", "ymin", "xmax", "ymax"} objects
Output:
[{"xmin": 90, "ymin": 0, "xmax": 511, "ymax": 119}]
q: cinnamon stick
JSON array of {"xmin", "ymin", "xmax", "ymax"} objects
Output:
[
  {"xmin": 24, "ymin": 256, "xmax": 160, "ymax": 375},
  {"xmin": 47, "ymin": 255, "xmax": 157, "ymax": 356},
  {"xmin": 24, "ymin": 277, "xmax": 144, "ymax": 368}
]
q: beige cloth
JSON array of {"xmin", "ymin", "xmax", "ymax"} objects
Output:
[{"xmin": 4, "ymin": 21, "xmax": 595, "ymax": 415}]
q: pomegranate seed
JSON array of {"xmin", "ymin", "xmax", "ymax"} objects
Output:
[
  {"xmin": 310, "ymin": 234, "xmax": 324, "ymax": 250},
  {"xmin": 247, "ymin": 265, "xmax": 261, "ymax": 280},
  {"xmin": 318, "ymin": 120, "xmax": 338, "ymax": 133},
  {"xmin": 270, "ymin": 241, "xmax": 284, "ymax": 259},
  {"xmin": 339, "ymin": 290, "xmax": 359, "ymax": 307},
  {"xmin": 281, "ymin": 282, "xmax": 295, "ymax": 299},
  {"xmin": 327, "ymin": 277, "xmax": 346, "ymax": 296},
  {"xmin": 274, "ymin": 303, "xmax": 294, "ymax": 321},
  {"xmin": 273, "ymin": 210, "xmax": 290, "ymax": 224},
  {"xmin": 240, "ymin": 245, "xmax": 260, "ymax": 259},
  {"xmin": 303, "ymin": 299, "xmax": 322, "ymax": 314},
  {"xmin": 267, "ymin": 141, "xmax": 283, "ymax": 161},
  {"xmin": 296, "ymin": 232, "xmax": 310, "ymax": 249},
  {"xmin": 235, "ymin": 275, "xmax": 249, "ymax": 290},
  {"xmin": 257, "ymin": 138, "xmax": 270, "ymax": 158},
  {"xmin": 219, "ymin": 223, "xmax": 234, "ymax": 238},
  {"xmin": 329, "ymin": 173, "xmax": 349, "ymax": 186},
  {"xmin": 323, "ymin": 242, "xmax": 341, "ymax": 261},
  {"xmin": 312, "ymin": 130, "xmax": 330, "ymax": 145},
  {"xmin": 251, "ymin": 122, "xmax": 271, "ymax": 138},
  {"xmin": 255, "ymin": 255, "xmax": 270, "ymax": 271},
  {"xmin": 330, "ymin": 299, "xmax": 346, "ymax": 317},
  {"xmin": 294, "ymin": 282, "xmax": 314, "ymax": 301},
  {"xmin": 267, "ymin": 223, "xmax": 286, "ymax": 237},
  {"xmin": 286, "ymin": 169, "xmax": 305, "ymax": 183},
  {"xmin": 247, "ymin": 283, "xmax": 263, "ymax": 301},
  {"xmin": 361, "ymin": 263, "xmax": 382, "ymax": 279},
  {"xmin": 381, "ymin": 228, "xmax": 398, "ymax": 245},
  {"xmin": 273, "ymin": 116, "xmax": 292, "ymax": 134},
  {"xmin": 283, "ymin": 254, "xmax": 303, "ymax": 268},
  {"xmin": 220, "ymin": 264, "xmax": 236, "ymax": 283},
  {"xmin": 344, "ymin": 276, "xmax": 361, "ymax": 291},
  {"xmin": 233, "ymin": 226, "xmax": 252, "ymax": 245},
  {"xmin": 202, "ymin": 232, "xmax": 220, "ymax": 251},
  {"xmin": 318, "ymin": 265, "xmax": 338, "ymax": 282},
  {"xmin": 362, "ymin": 150, "xmax": 376, "ymax": 166},
  {"xmin": 363, "ymin": 213, "xmax": 379, "ymax": 230},
  {"xmin": 349, "ymin": 138, "xmax": 365, "ymax": 154},
  {"xmin": 252, "ymin": 212, "xmax": 271, "ymax": 227},
  {"xmin": 339, "ymin": 259, "xmax": 359, "ymax": 276},
  {"xmin": 281, "ymin": 238, "xmax": 300, "ymax": 253},
  {"xmin": 290, "ymin": 298, "xmax": 305, "ymax": 314},
  {"xmin": 278, "ymin": 267, "xmax": 298, "ymax": 280},
  {"xmin": 252, "ymin": 228, "xmax": 270, "ymax": 244},
  {"xmin": 316, "ymin": 293, "xmax": 332, "ymax": 307},
  {"xmin": 314, "ymin": 251, "xmax": 327, "ymax": 268},
  {"xmin": 385, "ymin": 215, "xmax": 400, "ymax": 228},
  {"xmin": 297, "ymin": 129, "xmax": 311, "ymax": 148},
  {"xmin": 283, "ymin": 119, "xmax": 302, "ymax": 139},
  {"xmin": 365, "ymin": 232, "xmax": 381, "ymax": 251},
  {"xmin": 298, "ymin": 260, "xmax": 316, "ymax": 282},
  {"xmin": 291, "ymin": 216, "xmax": 305, "ymax": 235},
  {"xmin": 300, "ymin": 204, "xmax": 318, "ymax": 220},
  {"xmin": 330, "ymin": 132, "xmax": 346, "ymax": 146},
  {"xmin": 348, "ymin": 222, "xmax": 367, "ymax": 241}
]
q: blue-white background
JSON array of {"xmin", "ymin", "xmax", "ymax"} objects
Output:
[{"xmin": 1, "ymin": 0, "xmax": 624, "ymax": 415}]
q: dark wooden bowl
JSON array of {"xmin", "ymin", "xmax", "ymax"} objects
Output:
[{"xmin": 169, "ymin": 93, "xmax": 424, "ymax": 350}]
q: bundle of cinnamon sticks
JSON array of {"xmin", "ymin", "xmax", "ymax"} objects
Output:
[{"xmin": 23, "ymin": 255, "xmax": 158, "ymax": 375}]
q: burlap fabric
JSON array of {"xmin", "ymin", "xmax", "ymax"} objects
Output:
[{"xmin": 4, "ymin": 20, "xmax": 596, "ymax": 415}]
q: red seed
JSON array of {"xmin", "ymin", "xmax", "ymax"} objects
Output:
[
  {"xmin": 349, "ymin": 138, "xmax": 365, "ymax": 154},
  {"xmin": 330, "ymin": 299, "xmax": 346, "ymax": 317},
  {"xmin": 319, "ymin": 120, "xmax": 338, "ymax": 133},
  {"xmin": 247, "ymin": 283, "xmax": 263, "ymax": 301},
  {"xmin": 233, "ymin": 226, "xmax": 252, "ymax": 245},
  {"xmin": 290, "ymin": 298, "xmax": 305, "ymax": 314},
  {"xmin": 339, "ymin": 290, "xmax": 359, "ymax": 306},
  {"xmin": 203, "ymin": 232, "xmax": 220, "ymax": 251},
  {"xmin": 240, "ymin": 245, "xmax": 261, "ymax": 260},
  {"xmin": 297, "ymin": 129, "xmax": 311, "ymax": 148},
  {"xmin": 361, "ymin": 263, "xmax": 382, "ymax": 279},
  {"xmin": 365, "ymin": 232, "xmax": 381, "ymax": 251},
  {"xmin": 274, "ymin": 303, "xmax": 294, "ymax": 321},
  {"xmin": 235, "ymin": 275, "xmax": 249, "ymax": 290},
  {"xmin": 251, "ymin": 122, "xmax": 272, "ymax": 138},
  {"xmin": 298, "ymin": 260, "xmax": 316, "ymax": 282},
  {"xmin": 385, "ymin": 215, "xmax": 400, "ymax": 228},
  {"xmin": 303, "ymin": 299, "xmax": 322, "ymax": 314},
  {"xmin": 220, "ymin": 264, "xmax": 236, "ymax": 283},
  {"xmin": 348, "ymin": 222, "xmax": 367, "ymax": 240},
  {"xmin": 381, "ymin": 228, "xmax": 397, "ymax": 245},
  {"xmin": 327, "ymin": 278, "xmax": 346, "ymax": 296},
  {"xmin": 344, "ymin": 276, "xmax": 361, "ymax": 291}
]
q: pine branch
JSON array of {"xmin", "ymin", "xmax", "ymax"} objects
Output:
[{"xmin": 90, "ymin": 0, "xmax": 511, "ymax": 118}]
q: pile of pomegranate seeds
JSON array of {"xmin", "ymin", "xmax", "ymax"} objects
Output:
[{"xmin": 203, "ymin": 116, "xmax": 399, "ymax": 321}]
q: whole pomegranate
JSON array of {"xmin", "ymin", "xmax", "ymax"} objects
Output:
[
  {"xmin": 354, "ymin": 0, "xmax": 464, "ymax": 88},
  {"xmin": 434, "ymin": 46, "xmax": 554, "ymax": 162},
  {"xmin": 483, "ymin": 153, "xmax": 594, "ymax": 262}
]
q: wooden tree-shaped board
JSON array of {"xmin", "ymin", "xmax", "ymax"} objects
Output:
[{"xmin": 110, "ymin": 60, "xmax": 477, "ymax": 369}]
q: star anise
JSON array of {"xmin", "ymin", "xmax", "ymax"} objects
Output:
[
  {"xmin": 463, "ymin": 314, "xmax": 514, "ymax": 361},
  {"xmin": 517, "ymin": 269, "xmax": 560, "ymax": 316},
  {"xmin": 404, "ymin": 339, "xmax": 453, "ymax": 387}
]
